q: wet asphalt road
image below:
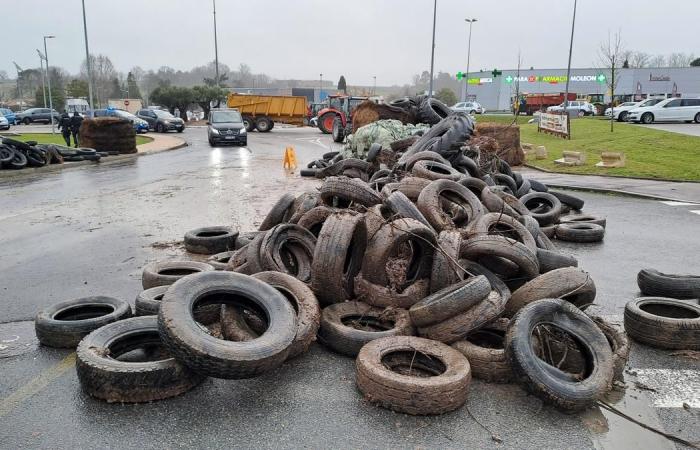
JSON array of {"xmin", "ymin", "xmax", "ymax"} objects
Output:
[{"xmin": 0, "ymin": 127, "xmax": 698, "ymax": 449}]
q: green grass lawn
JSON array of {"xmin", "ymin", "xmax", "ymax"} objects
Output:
[
  {"xmin": 4, "ymin": 133, "xmax": 152, "ymax": 147},
  {"xmin": 476, "ymin": 115, "xmax": 700, "ymax": 181}
]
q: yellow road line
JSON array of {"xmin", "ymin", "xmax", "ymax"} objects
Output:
[{"xmin": 0, "ymin": 353, "xmax": 76, "ymax": 418}]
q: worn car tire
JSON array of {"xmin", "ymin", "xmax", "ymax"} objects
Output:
[
  {"xmin": 559, "ymin": 214, "xmax": 606, "ymax": 228},
  {"xmin": 259, "ymin": 224, "xmax": 317, "ymax": 282},
  {"xmin": 320, "ymin": 176, "xmax": 382, "ymax": 208},
  {"xmin": 465, "ymin": 212, "xmax": 537, "ymax": 253},
  {"xmin": 259, "ymin": 193, "xmax": 296, "ymax": 231},
  {"xmin": 409, "ymin": 276, "xmax": 491, "ymax": 327},
  {"xmin": 417, "ymin": 179, "xmax": 484, "ymax": 232},
  {"xmin": 76, "ymin": 316, "xmax": 205, "ymax": 402},
  {"xmin": 430, "ymin": 231, "xmax": 464, "ymax": 293},
  {"xmin": 550, "ymin": 191, "xmax": 585, "ymax": 210},
  {"xmin": 520, "ymin": 192, "xmax": 562, "ymax": 226},
  {"xmin": 411, "ymin": 160, "xmax": 463, "ymax": 182},
  {"xmin": 184, "ymin": 226, "xmax": 238, "ymax": 255},
  {"xmin": 624, "ymin": 297, "xmax": 700, "ymax": 350},
  {"xmin": 537, "ymin": 248, "xmax": 578, "ymax": 273},
  {"xmin": 135, "ymin": 285, "xmax": 220, "ymax": 324},
  {"xmin": 356, "ymin": 336, "xmax": 471, "ymax": 415},
  {"xmin": 385, "ymin": 191, "xmax": 433, "ymax": 230},
  {"xmin": 207, "ymin": 250, "xmax": 236, "ymax": 270},
  {"xmin": 460, "ymin": 235, "xmax": 539, "ymax": 281},
  {"xmin": 555, "ymin": 222, "xmax": 605, "ymax": 243},
  {"xmin": 452, "ymin": 318, "xmax": 513, "ymax": 383},
  {"xmin": 35, "ymin": 296, "xmax": 132, "ymax": 348},
  {"xmin": 637, "ymin": 269, "xmax": 700, "ymax": 299},
  {"xmin": 141, "ymin": 260, "xmax": 215, "ymax": 289}
]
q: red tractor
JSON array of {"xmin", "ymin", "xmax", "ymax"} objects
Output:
[{"xmin": 316, "ymin": 95, "xmax": 369, "ymax": 142}]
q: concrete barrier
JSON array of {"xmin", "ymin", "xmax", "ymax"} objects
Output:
[
  {"xmin": 554, "ymin": 150, "xmax": 586, "ymax": 166},
  {"xmin": 595, "ymin": 152, "xmax": 626, "ymax": 168},
  {"xmin": 535, "ymin": 145, "xmax": 548, "ymax": 160}
]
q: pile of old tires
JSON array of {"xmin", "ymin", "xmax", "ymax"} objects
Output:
[{"xmin": 1, "ymin": 137, "xmax": 109, "ymax": 170}]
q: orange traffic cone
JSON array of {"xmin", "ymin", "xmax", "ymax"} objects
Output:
[{"xmin": 283, "ymin": 146, "xmax": 298, "ymax": 170}]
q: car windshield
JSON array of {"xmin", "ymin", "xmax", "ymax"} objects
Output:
[
  {"xmin": 211, "ymin": 111, "xmax": 242, "ymax": 123},
  {"xmin": 153, "ymin": 110, "xmax": 174, "ymax": 118},
  {"xmin": 113, "ymin": 110, "xmax": 137, "ymax": 119}
]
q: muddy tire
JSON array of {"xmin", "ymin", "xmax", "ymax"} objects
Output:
[
  {"xmin": 409, "ymin": 276, "xmax": 491, "ymax": 327},
  {"xmin": 555, "ymin": 222, "xmax": 605, "ymax": 243},
  {"xmin": 135, "ymin": 286, "xmax": 169, "ymax": 316},
  {"xmin": 550, "ymin": 191, "xmax": 585, "ymax": 210},
  {"xmin": 320, "ymin": 176, "xmax": 382, "ymax": 208},
  {"xmin": 259, "ymin": 193, "xmax": 296, "ymax": 231},
  {"xmin": 417, "ymin": 179, "xmax": 485, "ymax": 232},
  {"xmin": 382, "ymin": 177, "xmax": 432, "ymax": 202},
  {"xmin": 385, "ymin": 191, "xmax": 433, "ymax": 230},
  {"xmin": 158, "ymin": 271, "xmax": 296, "ymax": 379},
  {"xmin": 403, "ymin": 151, "xmax": 450, "ymax": 171},
  {"xmin": 76, "ymin": 316, "xmax": 204, "ymax": 402},
  {"xmin": 536, "ymin": 248, "xmax": 578, "ymax": 273},
  {"xmin": 624, "ymin": 297, "xmax": 700, "ymax": 350},
  {"xmin": 297, "ymin": 206, "xmax": 347, "ymax": 237},
  {"xmin": 589, "ymin": 315, "xmax": 630, "ymax": 382},
  {"xmin": 559, "ymin": 214, "xmax": 606, "ymax": 228},
  {"xmin": 411, "ymin": 160, "xmax": 463, "ymax": 182},
  {"xmin": 465, "ymin": 212, "xmax": 537, "ymax": 253},
  {"xmin": 207, "ymin": 250, "xmax": 236, "ymax": 270},
  {"xmin": 288, "ymin": 193, "xmax": 320, "ymax": 224},
  {"xmin": 354, "ymin": 275, "xmax": 429, "ymax": 309},
  {"xmin": 356, "ymin": 336, "xmax": 471, "ymax": 415},
  {"xmin": 35, "ymin": 296, "xmax": 132, "ymax": 348},
  {"xmin": 520, "ymin": 192, "xmax": 562, "ymax": 226},
  {"xmin": 141, "ymin": 260, "xmax": 215, "ymax": 289},
  {"xmin": 429, "ymin": 231, "xmax": 464, "ymax": 293},
  {"xmin": 318, "ymin": 302, "xmax": 414, "ymax": 357},
  {"xmin": 505, "ymin": 267, "xmax": 596, "ymax": 317},
  {"xmin": 637, "ymin": 269, "xmax": 700, "ymax": 299},
  {"xmin": 259, "ymin": 224, "xmax": 317, "ymax": 282},
  {"xmin": 184, "ymin": 226, "xmax": 238, "ymax": 255},
  {"xmin": 459, "ymin": 177, "xmax": 488, "ymax": 198},
  {"xmin": 505, "ymin": 298, "xmax": 614, "ymax": 411},
  {"xmin": 311, "ymin": 212, "xmax": 367, "ymax": 305},
  {"xmin": 460, "ymin": 235, "xmax": 539, "ymax": 282},
  {"xmin": 452, "ymin": 318, "xmax": 513, "ymax": 383}
]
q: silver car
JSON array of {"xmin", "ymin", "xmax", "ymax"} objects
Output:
[
  {"xmin": 0, "ymin": 113, "xmax": 9, "ymax": 130},
  {"xmin": 451, "ymin": 101, "xmax": 486, "ymax": 114}
]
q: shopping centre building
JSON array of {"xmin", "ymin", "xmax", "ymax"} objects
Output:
[{"xmin": 457, "ymin": 67, "xmax": 700, "ymax": 111}]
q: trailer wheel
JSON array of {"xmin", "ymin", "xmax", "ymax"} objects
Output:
[
  {"xmin": 332, "ymin": 117, "xmax": 345, "ymax": 143},
  {"xmin": 318, "ymin": 113, "xmax": 335, "ymax": 134},
  {"xmin": 243, "ymin": 116, "xmax": 255, "ymax": 132},
  {"xmin": 255, "ymin": 116, "xmax": 272, "ymax": 132}
]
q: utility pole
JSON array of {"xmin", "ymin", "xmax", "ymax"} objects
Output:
[
  {"xmin": 213, "ymin": 0, "xmax": 220, "ymax": 86},
  {"xmin": 428, "ymin": 0, "xmax": 437, "ymax": 99},
  {"xmin": 43, "ymin": 35, "xmax": 56, "ymax": 133},
  {"xmin": 37, "ymin": 50, "xmax": 47, "ymax": 107},
  {"xmin": 463, "ymin": 18, "xmax": 477, "ymax": 102},
  {"xmin": 373, "ymin": 76, "xmax": 376, "ymax": 96},
  {"xmin": 81, "ymin": 0, "xmax": 95, "ymax": 116},
  {"xmin": 13, "ymin": 62, "xmax": 23, "ymax": 107},
  {"xmin": 563, "ymin": 0, "xmax": 577, "ymax": 115},
  {"xmin": 319, "ymin": 73, "xmax": 323, "ymax": 101}
]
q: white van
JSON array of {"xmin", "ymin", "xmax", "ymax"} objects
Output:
[{"xmin": 627, "ymin": 98, "xmax": 700, "ymax": 124}]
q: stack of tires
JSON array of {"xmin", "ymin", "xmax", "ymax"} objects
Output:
[{"xmin": 1, "ymin": 137, "xmax": 105, "ymax": 170}]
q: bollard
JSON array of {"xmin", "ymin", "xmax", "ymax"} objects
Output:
[
  {"xmin": 554, "ymin": 151, "xmax": 586, "ymax": 166},
  {"xmin": 283, "ymin": 147, "xmax": 298, "ymax": 170},
  {"xmin": 535, "ymin": 145, "xmax": 548, "ymax": 160},
  {"xmin": 595, "ymin": 152, "xmax": 626, "ymax": 168}
]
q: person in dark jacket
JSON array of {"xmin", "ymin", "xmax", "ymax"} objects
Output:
[
  {"xmin": 70, "ymin": 112, "xmax": 84, "ymax": 148},
  {"xmin": 58, "ymin": 111, "xmax": 72, "ymax": 146}
]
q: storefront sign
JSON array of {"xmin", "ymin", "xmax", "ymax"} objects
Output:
[
  {"xmin": 538, "ymin": 112, "xmax": 570, "ymax": 139},
  {"xmin": 504, "ymin": 74, "xmax": 606, "ymax": 84},
  {"xmin": 649, "ymin": 73, "xmax": 671, "ymax": 81},
  {"xmin": 456, "ymin": 72, "xmax": 493, "ymax": 84}
]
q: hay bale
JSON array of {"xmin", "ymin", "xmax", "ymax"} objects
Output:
[
  {"xmin": 352, "ymin": 101, "xmax": 418, "ymax": 132},
  {"xmin": 475, "ymin": 122, "xmax": 525, "ymax": 166},
  {"xmin": 80, "ymin": 118, "xmax": 137, "ymax": 154}
]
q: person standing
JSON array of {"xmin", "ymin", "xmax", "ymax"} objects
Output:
[
  {"xmin": 58, "ymin": 111, "xmax": 72, "ymax": 147},
  {"xmin": 70, "ymin": 112, "xmax": 84, "ymax": 148}
]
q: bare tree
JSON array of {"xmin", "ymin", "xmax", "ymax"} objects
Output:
[
  {"xmin": 630, "ymin": 51, "xmax": 650, "ymax": 68},
  {"xmin": 598, "ymin": 31, "xmax": 624, "ymax": 132},
  {"xmin": 667, "ymin": 52, "xmax": 696, "ymax": 67},
  {"xmin": 649, "ymin": 54, "xmax": 666, "ymax": 67}
]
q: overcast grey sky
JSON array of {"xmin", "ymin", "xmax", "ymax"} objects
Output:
[{"xmin": 5, "ymin": 0, "xmax": 698, "ymax": 86}]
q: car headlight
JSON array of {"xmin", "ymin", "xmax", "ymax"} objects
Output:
[
  {"xmin": 210, "ymin": 128, "xmax": 220, "ymax": 135},
  {"xmin": 239, "ymin": 128, "xmax": 246, "ymax": 134}
]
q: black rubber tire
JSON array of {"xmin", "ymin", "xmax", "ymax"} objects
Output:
[
  {"xmin": 0, "ymin": 145, "xmax": 14, "ymax": 163},
  {"xmin": 637, "ymin": 268, "xmax": 700, "ymax": 299},
  {"xmin": 550, "ymin": 191, "xmax": 585, "ymax": 210},
  {"xmin": 520, "ymin": 192, "xmax": 562, "ymax": 226},
  {"xmin": 452, "ymin": 318, "xmax": 513, "ymax": 383},
  {"xmin": 559, "ymin": 214, "xmax": 606, "ymax": 228},
  {"xmin": 494, "ymin": 174, "xmax": 518, "ymax": 195},
  {"xmin": 385, "ymin": 191, "xmax": 433, "ymax": 230},
  {"xmin": 319, "ymin": 176, "xmax": 382, "ymax": 208},
  {"xmin": 311, "ymin": 212, "xmax": 367, "ymax": 305},
  {"xmin": 207, "ymin": 250, "xmax": 236, "ymax": 270},
  {"xmin": 536, "ymin": 248, "xmax": 578, "ymax": 273},
  {"xmin": 505, "ymin": 298, "xmax": 614, "ymax": 411},
  {"xmin": 366, "ymin": 143, "xmax": 382, "ymax": 163},
  {"xmin": 184, "ymin": 226, "xmax": 238, "ymax": 255},
  {"xmin": 317, "ymin": 301, "xmax": 414, "ymax": 357},
  {"xmin": 297, "ymin": 206, "xmax": 346, "ymax": 237},
  {"xmin": 624, "ymin": 297, "xmax": 700, "ymax": 350},
  {"xmin": 429, "ymin": 231, "xmax": 464, "ymax": 293},
  {"xmin": 505, "ymin": 267, "xmax": 596, "ymax": 317},
  {"xmin": 2, "ymin": 137, "xmax": 31, "ymax": 151},
  {"xmin": 158, "ymin": 271, "xmax": 297, "ymax": 379},
  {"xmin": 555, "ymin": 222, "xmax": 605, "ymax": 243},
  {"xmin": 409, "ymin": 276, "xmax": 491, "ymax": 327},
  {"xmin": 259, "ymin": 224, "xmax": 317, "ymax": 282},
  {"xmin": 135, "ymin": 286, "xmax": 169, "ymax": 316},
  {"xmin": 76, "ymin": 316, "xmax": 205, "ymax": 403},
  {"xmin": 332, "ymin": 117, "xmax": 345, "ymax": 143},
  {"xmin": 411, "ymin": 160, "xmax": 462, "ymax": 182},
  {"xmin": 323, "ymin": 151, "xmax": 340, "ymax": 160},
  {"xmin": 460, "ymin": 235, "xmax": 540, "ymax": 281},
  {"xmin": 141, "ymin": 260, "xmax": 216, "ymax": 289},
  {"xmin": 356, "ymin": 336, "xmax": 471, "ymax": 415},
  {"xmin": 587, "ymin": 315, "xmax": 630, "ymax": 382},
  {"xmin": 416, "ymin": 179, "xmax": 485, "ymax": 232},
  {"xmin": 402, "ymin": 150, "xmax": 451, "ymax": 172},
  {"xmin": 529, "ymin": 179, "xmax": 549, "ymax": 192},
  {"xmin": 515, "ymin": 178, "xmax": 532, "ymax": 198},
  {"xmin": 418, "ymin": 98, "xmax": 452, "ymax": 125},
  {"xmin": 464, "ymin": 212, "xmax": 537, "ymax": 253},
  {"xmin": 300, "ymin": 169, "xmax": 318, "ymax": 177},
  {"xmin": 255, "ymin": 116, "xmax": 272, "ymax": 132},
  {"xmin": 5, "ymin": 149, "xmax": 27, "ymax": 169},
  {"xmin": 35, "ymin": 296, "xmax": 133, "ymax": 348},
  {"xmin": 259, "ymin": 193, "xmax": 296, "ymax": 231},
  {"xmin": 242, "ymin": 116, "xmax": 255, "ymax": 132}
]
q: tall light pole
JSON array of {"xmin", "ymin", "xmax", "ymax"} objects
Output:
[
  {"xmin": 563, "ymin": 0, "xmax": 577, "ymax": 115},
  {"xmin": 427, "ymin": 0, "xmax": 437, "ymax": 99},
  {"xmin": 463, "ymin": 18, "xmax": 477, "ymax": 102},
  {"xmin": 373, "ymin": 76, "xmax": 376, "ymax": 96},
  {"xmin": 81, "ymin": 0, "xmax": 94, "ymax": 115},
  {"xmin": 43, "ymin": 35, "xmax": 56, "ymax": 133},
  {"xmin": 37, "ymin": 49, "xmax": 47, "ymax": 107},
  {"xmin": 212, "ymin": 0, "xmax": 220, "ymax": 86},
  {"xmin": 319, "ymin": 73, "xmax": 323, "ymax": 101}
]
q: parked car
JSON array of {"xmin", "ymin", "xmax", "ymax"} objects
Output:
[
  {"xmin": 93, "ymin": 108, "xmax": 149, "ymax": 133},
  {"xmin": 452, "ymin": 101, "xmax": 486, "ymax": 114},
  {"xmin": 0, "ymin": 108, "xmax": 17, "ymax": 125},
  {"xmin": 627, "ymin": 98, "xmax": 700, "ymax": 124},
  {"xmin": 207, "ymin": 109, "xmax": 247, "ymax": 147},
  {"xmin": 0, "ymin": 114, "xmax": 9, "ymax": 130},
  {"xmin": 15, "ymin": 108, "xmax": 61, "ymax": 124},
  {"xmin": 547, "ymin": 101, "xmax": 597, "ymax": 117},
  {"xmin": 135, "ymin": 109, "xmax": 185, "ymax": 133},
  {"xmin": 604, "ymin": 99, "xmax": 664, "ymax": 122}
]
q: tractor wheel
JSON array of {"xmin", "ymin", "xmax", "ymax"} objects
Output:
[
  {"xmin": 318, "ymin": 113, "xmax": 336, "ymax": 134},
  {"xmin": 332, "ymin": 117, "xmax": 345, "ymax": 143},
  {"xmin": 243, "ymin": 116, "xmax": 255, "ymax": 132},
  {"xmin": 255, "ymin": 116, "xmax": 272, "ymax": 132}
]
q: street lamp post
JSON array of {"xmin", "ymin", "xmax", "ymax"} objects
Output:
[
  {"xmin": 563, "ymin": 0, "xmax": 577, "ymax": 115},
  {"xmin": 212, "ymin": 0, "xmax": 220, "ymax": 86},
  {"xmin": 37, "ymin": 49, "xmax": 47, "ymax": 107},
  {"xmin": 463, "ymin": 18, "xmax": 477, "ymax": 102},
  {"xmin": 427, "ymin": 0, "xmax": 437, "ymax": 99},
  {"xmin": 43, "ymin": 35, "xmax": 56, "ymax": 133},
  {"xmin": 81, "ymin": 0, "xmax": 94, "ymax": 115}
]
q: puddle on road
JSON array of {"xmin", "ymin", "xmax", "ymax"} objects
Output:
[
  {"xmin": 582, "ymin": 375, "xmax": 675, "ymax": 450},
  {"xmin": 0, "ymin": 321, "xmax": 38, "ymax": 358}
]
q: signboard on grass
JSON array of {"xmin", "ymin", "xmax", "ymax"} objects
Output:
[{"xmin": 538, "ymin": 112, "xmax": 570, "ymax": 139}]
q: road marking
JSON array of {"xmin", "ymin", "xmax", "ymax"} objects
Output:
[
  {"xmin": 659, "ymin": 201, "xmax": 698, "ymax": 206},
  {"xmin": 690, "ymin": 210, "xmax": 700, "ymax": 216},
  {"xmin": 634, "ymin": 368, "xmax": 700, "ymax": 408},
  {"xmin": 0, "ymin": 353, "xmax": 76, "ymax": 418}
]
